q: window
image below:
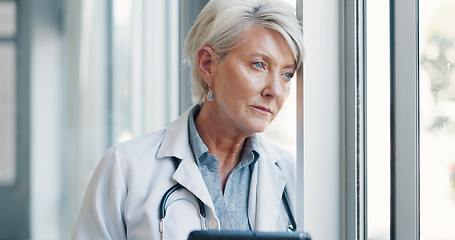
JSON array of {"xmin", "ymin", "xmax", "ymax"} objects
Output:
[
  {"xmin": 367, "ymin": 0, "xmax": 455, "ymax": 239},
  {"xmin": 420, "ymin": 0, "xmax": 455, "ymax": 238},
  {"xmin": 111, "ymin": 0, "xmax": 179, "ymax": 144}
]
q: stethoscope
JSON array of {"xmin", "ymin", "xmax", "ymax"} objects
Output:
[{"xmin": 159, "ymin": 183, "xmax": 297, "ymax": 240}]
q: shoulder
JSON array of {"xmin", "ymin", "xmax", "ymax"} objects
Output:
[
  {"xmin": 99, "ymin": 106, "xmax": 195, "ymax": 179},
  {"xmin": 107, "ymin": 130, "xmax": 169, "ymax": 177},
  {"xmin": 112, "ymin": 130, "xmax": 166, "ymax": 160},
  {"xmin": 91, "ymin": 130, "xmax": 166, "ymax": 183}
]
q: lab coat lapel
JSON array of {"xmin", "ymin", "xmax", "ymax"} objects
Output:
[
  {"xmin": 172, "ymin": 150, "xmax": 215, "ymax": 212},
  {"xmin": 156, "ymin": 106, "xmax": 216, "ymax": 215},
  {"xmin": 248, "ymin": 139, "xmax": 286, "ymax": 231}
]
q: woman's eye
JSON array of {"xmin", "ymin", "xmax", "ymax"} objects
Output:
[
  {"xmin": 252, "ymin": 62, "xmax": 264, "ymax": 69},
  {"xmin": 284, "ymin": 72, "xmax": 294, "ymax": 79}
]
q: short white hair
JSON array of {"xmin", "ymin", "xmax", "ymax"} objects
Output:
[{"xmin": 184, "ymin": 0, "xmax": 304, "ymax": 104}]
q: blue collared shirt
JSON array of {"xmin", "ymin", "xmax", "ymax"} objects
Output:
[{"xmin": 188, "ymin": 105, "xmax": 259, "ymax": 230}]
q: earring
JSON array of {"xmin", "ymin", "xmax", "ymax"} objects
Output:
[{"xmin": 206, "ymin": 89, "xmax": 214, "ymax": 101}]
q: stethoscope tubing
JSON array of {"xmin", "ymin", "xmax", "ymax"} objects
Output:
[
  {"xmin": 159, "ymin": 183, "xmax": 207, "ymax": 219},
  {"xmin": 159, "ymin": 183, "xmax": 208, "ymax": 239},
  {"xmin": 159, "ymin": 183, "xmax": 297, "ymax": 235},
  {"xmin": 282, "ymin": 187, "xmax": 297, "ymax": 232}
]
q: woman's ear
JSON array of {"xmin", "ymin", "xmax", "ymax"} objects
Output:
[{"xmin": 197, "ymin": 46, "xmax": 216, "ymax": 87}]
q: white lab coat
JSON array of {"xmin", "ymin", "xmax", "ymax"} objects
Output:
[{"xmin": 72, "ymin": 106, "xmax": 296, "ymax": 240}]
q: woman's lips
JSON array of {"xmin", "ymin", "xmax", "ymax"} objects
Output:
[{"xmin": 251, "ymin": 105, "xmax": 272, "ymax": 115}]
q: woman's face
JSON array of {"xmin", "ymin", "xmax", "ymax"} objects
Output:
[{"xmin": 210, "ymin": 26, "xmax": 295, "ymax": 136}]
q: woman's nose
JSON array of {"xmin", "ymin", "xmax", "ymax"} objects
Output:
[{"xmin": 261, "ymin": 73, "xmax": 286, "ymax": 99}]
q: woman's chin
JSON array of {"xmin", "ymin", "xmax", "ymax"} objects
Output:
[{"xmin": 245, "ymin": 121, "xmax": 270, "ymax": 134}]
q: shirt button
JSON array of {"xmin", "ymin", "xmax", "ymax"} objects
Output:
[{"xmin": 208, "ymin": 220, "xmax": 218, "ymax": 230}]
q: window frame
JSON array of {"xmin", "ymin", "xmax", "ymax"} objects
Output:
[
  {"xmin": 0, "ymin": 0, "xmax": 31, "ymax": 238},
  {"xmin": 390, "ymin": 0, "xmax": 420, "ymax": 239},
  {"xmin": 342, "ymin": 0, "xmax": 367, "ymax": 239}
]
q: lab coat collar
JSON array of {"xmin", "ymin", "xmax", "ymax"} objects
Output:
[
  {"xmin": 156, "ymin": 107, "xmax": 192, "ymax": 160},
  {"xmin": 156, "ymin": 106, "xmax": 216, "ymax": 216},
  {"xmin": 248, "ymin": 135, "xmax": 287, "ymax": 231}
]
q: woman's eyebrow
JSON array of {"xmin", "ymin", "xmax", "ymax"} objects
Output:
[
  {"xmin": 247, "ymin": 53, "xmax": 272, "ymax": 62},
  {"xmin": 248, "ymin": 53, "xmax": 295, "ymax": 69}
]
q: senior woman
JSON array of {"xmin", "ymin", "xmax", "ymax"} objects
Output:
[{"xmin": 72, "ymin": 0, "xmax": 303, "ymax": 239}]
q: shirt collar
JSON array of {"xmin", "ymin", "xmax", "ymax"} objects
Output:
[{"xmin": 240, "ymin": 134, "xmax": 260, "ymax": 168}]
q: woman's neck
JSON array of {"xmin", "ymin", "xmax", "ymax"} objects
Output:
[{"xmin": 194, "ymin": 104, "xmax": 249, "ymax": 191}]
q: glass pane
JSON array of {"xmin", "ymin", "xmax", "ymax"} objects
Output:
[
  {"xmin": 366, "ymin": 0, "xmax": 391, "ymax": 239},
  {"xmin": 112, "ymin": 0, "xmax": 134, "ymax": 143},
  {"xmin": 263, "ymin": 0, "xmax": 297, "ymax": 154},
  {"xmin": 0, "ymin": 42, "xmax": 16, "ymax": 186},
  {"xmin": 420, "ymin": 0, "xmax": 455, "ymax": 239},
  {"xmin": 111, "ymin": 0, "xmax": 180, "ymax": 143},
  {"xmin": 0, "ymin": 1, "xmax": 16, "ymax": 37}
]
